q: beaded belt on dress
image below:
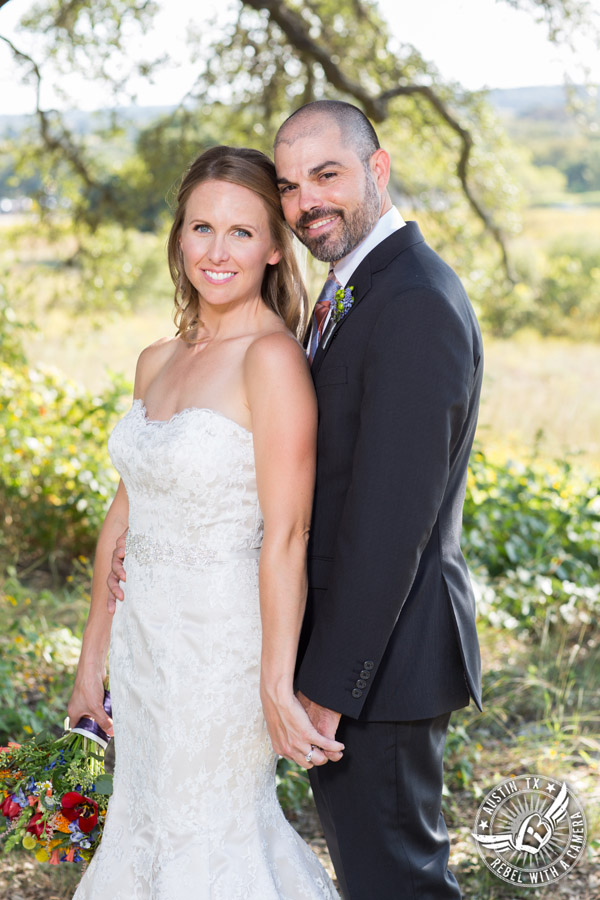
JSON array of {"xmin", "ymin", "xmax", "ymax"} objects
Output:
[{"xmin": 125, "ymin": 532, "xmax": 261, "ymax": 568}]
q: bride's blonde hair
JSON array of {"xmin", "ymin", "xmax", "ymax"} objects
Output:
[{"xmin": 167, "ymin": 146, "xmax": 309, "ymax": 340}]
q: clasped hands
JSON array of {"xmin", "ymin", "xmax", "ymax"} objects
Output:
[
  {"xmin": 106, "ymin": 533, "xmax": 344, "ymax": 768},
  {"xmin": 297, "ymin": 691, "xmax": 344, "ymax": 768},
  {"xmin": 260, "ymin": 687, "xmax": 344, "ymax": 770}
]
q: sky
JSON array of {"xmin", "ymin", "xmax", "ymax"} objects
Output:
[{"xmin": 0, "ymin": 0, "xmax": 599, "ymax": 115}]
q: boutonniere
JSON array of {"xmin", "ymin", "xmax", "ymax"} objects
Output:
[{"xmin": 332, "ymin": 285, "xmax": 354, "ymax": 324}]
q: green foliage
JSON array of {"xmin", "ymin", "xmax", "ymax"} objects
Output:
[
  {"xmin": 535, "ymin": 244, "xmax": 600, "ymax": 338},
  {"xmin": 0, "ymin": 359, "xmax": 127, "ymax": 573},
  {"xmin": 0, "ymin": 579, "xmax": 86, "ymax": 744},
  {"xmin": 444, "ymin": 722, "xmax": 481, "ymax": 794},
  {"xmin": 0, "ymin": 286, "xmax": 29, "ymax": 368},
  {"xmin": 0, "ymin": 202, "xmax": 170, "ymax": 319},
  {"xmin": 521, "ymin": 131, "xmax": 600, "ymax": 194},
  {"xmin": 275, "ymin": 758, "xmax": 312, "ymax": 813},
  {"xmin": 496, "ymin": 236, "xmax": 600, "ymax": 339},
  {"xmin": 121, "ymin": 111, "xmax": 224, "ymax": 232},
  {"xmin": 60, "ymin": 224, "xmax": 168, "ymax": 314},
  {"xmin": 20, "ymin": 0, "xmax": 162, "ymax": 102},
  {"xmin": 463, "ymin": 448, "xmax": 600, "ymax": 636}
]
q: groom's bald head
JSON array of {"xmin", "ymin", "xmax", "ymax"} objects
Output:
[{"xmin": 275, "ymin": 100, "xmax": 380, "ymax": 164}]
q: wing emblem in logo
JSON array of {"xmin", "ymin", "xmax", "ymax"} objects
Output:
[{"xmin": 472, "ymin": 782, "xmax": 569, "ymax": 857}]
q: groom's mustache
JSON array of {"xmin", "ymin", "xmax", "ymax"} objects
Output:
[{"xmin": 295, "ymin": 207, "xmax": 344, "ymax": 232}]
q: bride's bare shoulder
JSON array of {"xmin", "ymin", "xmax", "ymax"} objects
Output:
[
  {"xmin": 243, "ymin": 328, "xmax": 308, "ymax": 387},
  {"xmin": 246, "ymin": 327, "xmax": 303, "ymax": 360},
  {"xmin": 134, "ymin": 336, "xmax": 179, "ymax": 398}
]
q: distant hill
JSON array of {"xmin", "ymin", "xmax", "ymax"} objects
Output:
[
  {"xmin": 1, "ymin": 86, "xmax": 598, "ymax": 137},
  {"xmin": 1, "ymin": 87, "xmax": 598, "ymax": 197},
  {"xmin": 0, "ymin": 105, "xmax": 175, "ymax": 138},
  {"xmin": 487, "ymin": 84, "xmax": 600, "ymax": 121}
]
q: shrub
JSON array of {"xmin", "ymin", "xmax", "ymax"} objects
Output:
[
  {"xmin": 0, "ymin": 578, "xmax": 86, "ymax": 744},
  {"xmin": 463, "ymin": 448, "xmax": 600, "ymax": 637},
  {"xmin": 0, "ymin": 284, "xmax": 29, "ymax": 368},
  {"xmin": 0, "ymin": 361, "xmax": 128, "ymax": 574},
  {"xmin": 535, "ymin": 245, "xmax": 600, "ymax": 339}
]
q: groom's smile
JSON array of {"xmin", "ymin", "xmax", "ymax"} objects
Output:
[
  {"xmin": 306, "ymin": 214, "xmax": 339, "ymax": 233},
  {"xmin": 296, "ymin": 208, "xmax": 344, "ymax": 243}
]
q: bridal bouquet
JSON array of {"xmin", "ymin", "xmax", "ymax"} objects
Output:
[{"xmin": 0, "ymin": 691, "xmax": 113, "ymax": 865}]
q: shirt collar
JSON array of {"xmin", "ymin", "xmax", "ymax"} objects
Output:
[{"xmin": 333, "ymin": 206, "xmax": 405, "ymax": 288}]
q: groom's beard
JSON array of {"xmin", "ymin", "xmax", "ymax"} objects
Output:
[{"xmin": 292, "ymin": 173, "xmax": 381, "ymax": 263}]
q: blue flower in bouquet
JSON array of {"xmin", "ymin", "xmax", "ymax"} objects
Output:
[
  {"xmin": 13, "ymin": 787, "xmax": 29, "ymax": 808},
  {"xmin": 68, "ymin": 821, "xmax": 92, "ymax": 849}
]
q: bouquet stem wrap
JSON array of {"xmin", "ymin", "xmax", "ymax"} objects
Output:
[{"xmin": 70, "ymin": 690, "xmax": 113, "ymax": 749}]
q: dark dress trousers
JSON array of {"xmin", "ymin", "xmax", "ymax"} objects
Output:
[{"xmin": 296, "ymin": 222, "xmax": 483, "ymax": 899}]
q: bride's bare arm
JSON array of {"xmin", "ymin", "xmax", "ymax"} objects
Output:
[
  {"xmin": 67, "ymin": 480, "xmax": 129, "ymax": 734},
  {"xmin": 245, "ymin": 333, "xmax": 344, "ymax": 768}
]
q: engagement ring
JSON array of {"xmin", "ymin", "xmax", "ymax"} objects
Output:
[{"xmin": 305, "ymin": 746, "xmax": 315, "ymax": 764}]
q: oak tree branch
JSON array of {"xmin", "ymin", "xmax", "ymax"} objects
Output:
[
  {"xmin": 242, "ymin": 0, "xmax": 513, "ymax": 279},
  {"xmin": 0, "ymin": 34, "xmax": 117, "ymax": 219}
]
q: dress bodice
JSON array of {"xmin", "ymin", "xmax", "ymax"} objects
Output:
[{"xmin": 108, "ymin": 399, "xmax": 263, "ymax": 554}]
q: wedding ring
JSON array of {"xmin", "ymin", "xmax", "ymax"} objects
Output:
[{"xmin": 305, "ymin": 745, "xmax": 315, "ymax": 764}]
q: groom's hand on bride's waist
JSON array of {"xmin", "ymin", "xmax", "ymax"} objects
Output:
[
  {"xmin": 107, "ymin": 528, "xmax": 128, "ymax": 613},
  {"xmin": 296, "ymin": 692, "xmax": 343, "ymax": 763}
]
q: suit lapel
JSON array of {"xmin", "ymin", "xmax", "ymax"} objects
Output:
[{"xmin": 310, "ymin": 221, "xmax": 425, "ymax": 377}]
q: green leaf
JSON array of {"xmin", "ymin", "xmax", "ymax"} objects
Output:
[{"xmin": 92, "ymin": 774, "xmax": 114, "ymax": 796}]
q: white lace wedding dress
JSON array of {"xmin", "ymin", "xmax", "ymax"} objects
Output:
[{"xmin": 74, "ymin": 399, "xmax": 338, "ymax": 900}]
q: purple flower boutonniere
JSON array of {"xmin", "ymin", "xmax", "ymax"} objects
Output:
[{"xmin": 332, "ymin": 285, "xmax": 354, "ymax": 324}]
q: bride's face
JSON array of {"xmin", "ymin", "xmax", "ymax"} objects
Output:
[{"xmin": 179, "ymin": 179, "xmax": 281, "ymax": 310}]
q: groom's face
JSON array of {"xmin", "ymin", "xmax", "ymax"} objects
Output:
[{"xmin": 274, "ymin": 119, "xmax": 382, "ymax": 263}]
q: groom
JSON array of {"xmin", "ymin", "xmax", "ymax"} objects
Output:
[{"xmin": 273, "ymin": 101, "xmax": 482, "ymax": 899}]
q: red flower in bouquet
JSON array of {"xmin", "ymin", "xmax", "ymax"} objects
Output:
[
  {"xmin": 26, "ymin": 811, "xmax": 52, "ymax": 838},
  {"xmin": 61, "ymin": 792, "xmax": 99, "ymax": 834},
  {"xmin": 1, "ymin": 795, "xmax": 21, "ymax": 819}
]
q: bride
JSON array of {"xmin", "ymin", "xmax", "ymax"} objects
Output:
[{"xmin": 67, "ymin": 145, "xmax": 342, "ymax": 898}]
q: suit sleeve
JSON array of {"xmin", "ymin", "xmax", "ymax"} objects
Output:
[{"xmin": 295, "ymin": 288, "xmax": 474, "ymax": 717}]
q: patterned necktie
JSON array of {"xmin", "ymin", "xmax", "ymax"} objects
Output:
[{"xmin": 308, "ymin": 267, "xmax": 340, "ymax": 363}]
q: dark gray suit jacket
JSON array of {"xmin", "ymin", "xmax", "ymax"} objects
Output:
[{"xmin": 296, "ymin": 221, "xmax": 482, "ymax": 721}]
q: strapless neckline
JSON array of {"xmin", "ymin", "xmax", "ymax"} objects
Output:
[{"xmin": 132, "ymin": 397, "xmax": 252, "ymax": 437}]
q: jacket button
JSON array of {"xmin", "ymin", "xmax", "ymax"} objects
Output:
[
  {"xmin": 360, "ymin": 670, "xmax": 370, "ymax": 679},
  {"xmin": 352, "ymin": 688, "xmax": 362, "ymax": 699},
  {"xmin": 363, "ymin": 660, "xmax": 374, "ymax": 670},
  {"xmin": 356, "ymin": 679, "xmax": 366, "ymax": 689}
]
